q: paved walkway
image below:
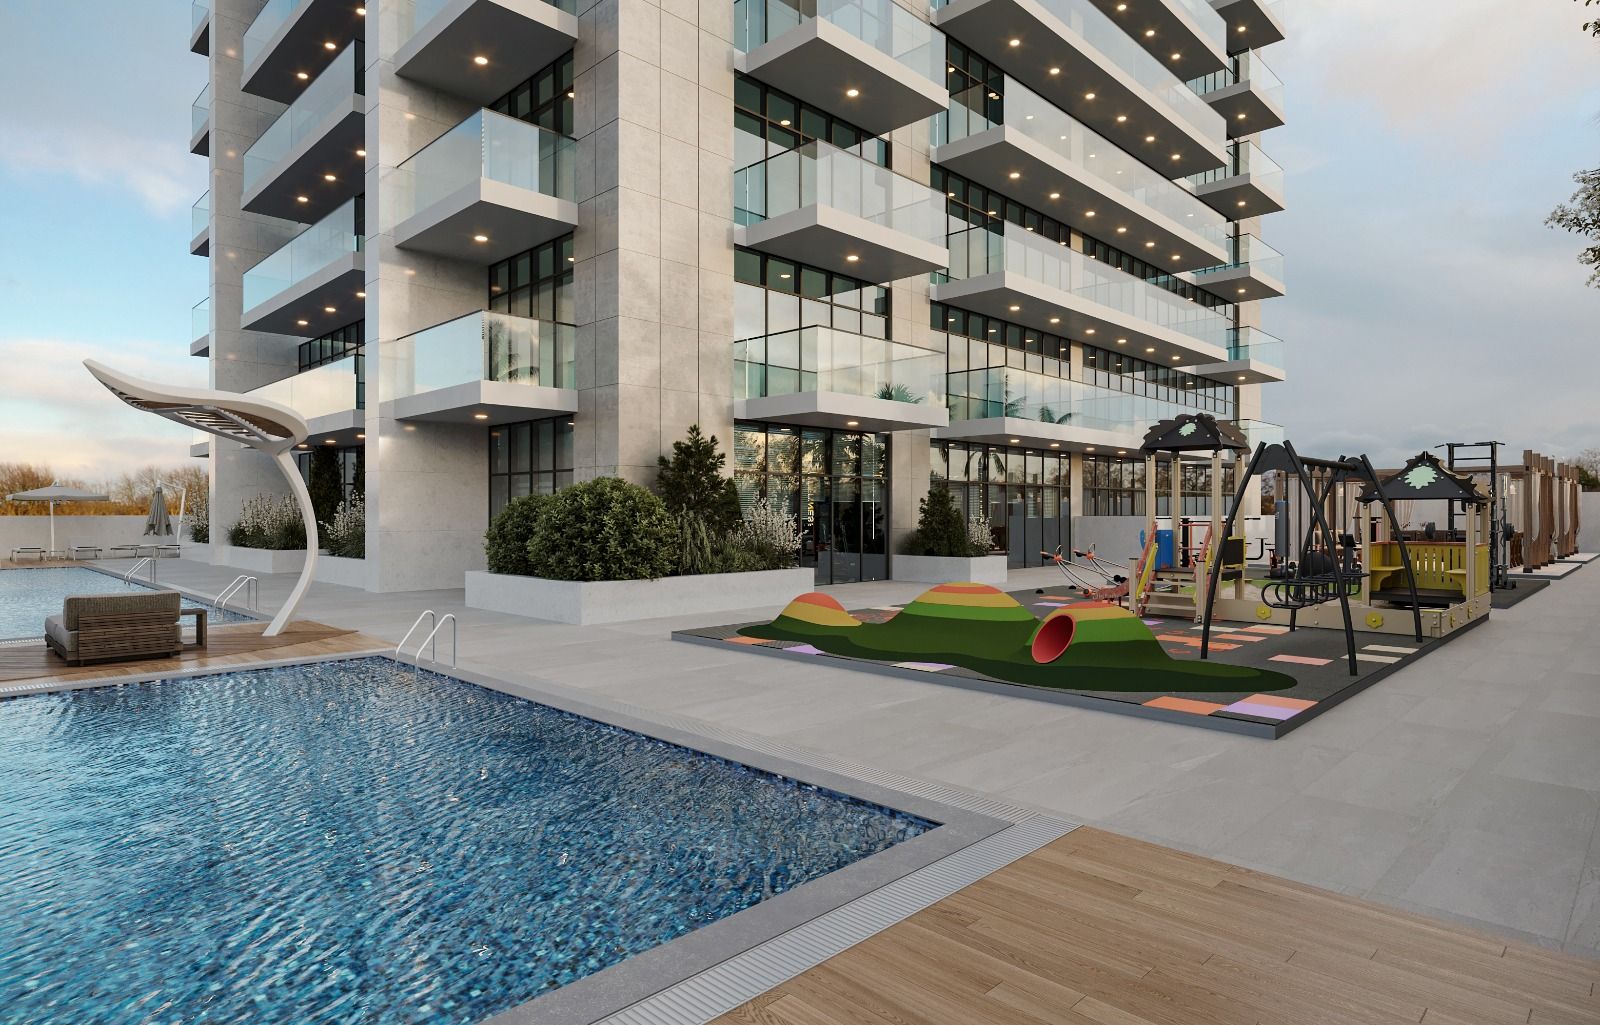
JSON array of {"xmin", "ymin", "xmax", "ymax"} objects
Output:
[{"xmin": 102, "ymin": 556, "xmax": 1600, "ymax": 958}]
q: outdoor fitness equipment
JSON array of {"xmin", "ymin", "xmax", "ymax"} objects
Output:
[{"xmin": 1441, "ymin": 441, "xmax": 1513, "ymax": 589}]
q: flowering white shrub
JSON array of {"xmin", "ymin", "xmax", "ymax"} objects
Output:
[
  {"xmin": 966, "ymin": 514, "xmax": 995, "ymax": 554},
  {"xmin": 227, "ymin": 493, "xmax": 305, "ymax": 550},
  {"xmin": 322, "ymin": 494, "xmax": 365, "ymax": 559},
  {"xmin": 734, "ymin": 498, "xmax": 802, "ymax": 570}
]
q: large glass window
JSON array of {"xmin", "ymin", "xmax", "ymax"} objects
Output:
[
  {"xmin": 488, "ymin": 417, "xmax": 575, "ymax": 521},
  {"xmin": 489, "ymin": 52, "xmax": 574, "ymax": 137},
  {"xmin": 488, "ymin": 234, "xmax": 575, "ymax": 323},
  {"xmin": 295, "ymin": 447, "xmax": 363, "ymax": 508},
  {"xmin": 930, "ymin": 439, "xmax": 1068, "ymax": 568},
  {"xmin": 1081, "ymin": 345, "xmax": 1233, "ymax": 417},
  {"xmin": 734, "ymin": 73, "xmax": 889, "ymax": 170},
  {"xmin": 734, "ymin": 247, "xmax": 889, "ymax": 339},
  {"xmin": 1083, "ymin": 454, "xmax": 1237, "ymax": 517},
  {"xmin": 298, "ymin": 320, "xmax": 365, "ymax": 410},
  {"xmin": 735, "ymin": 421, "xmax": 889, "ymax": 584}
]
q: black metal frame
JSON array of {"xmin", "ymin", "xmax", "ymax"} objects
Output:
[
  {"xmin": 1200, "ymin": 442, "xmax": 1423, "ymax": 677},
  {"xmin": 1442, "ymin": 440, "xmax": 1511, "ymax": 590}
]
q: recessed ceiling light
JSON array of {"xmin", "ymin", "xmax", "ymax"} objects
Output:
[
  {"xmin": 1009, "ymin": 304, "xmax": 1020, "ymax": 311},
  {"xmin": 1049, "ymin": 317, "xmax": 1060, "ymax": 324},
  {"xmin": 1238, "ymin": 375, "xmax": 1247, "ymax": 381},
  {"xmin": 1237, "ymin": 24, "xmax": 1246, "ymax": 32},
  {"xmin": 845, "ymin": 254, "xmax": 859, "ymax": 262},
  {"xmin": 1048, "ymin": 192, "xmax": 1060, "ymax": 199},
  {"xmin": 845, "ymin": 88, "xmax": 860, "ymax": 98},
  {"xmin": 473, "ymin": 412, "xmax": 489, "ymax": 420},
  {"xmin": 296, "ymin": 319, "xmax": 309, "ymax": 326},
  {"xmin": 779, "ymin": 119, "xmax": 790, "ymax": 126},
  {"xmin": 845, "ymin": 420, "xmax": 859, "ymax": 427},
  {"xmin": 1116, "ymin": 338, "xmax": 1126, "ymax": 345},
  {"xmin": 1170, "ymin": 153, "xmax": 1181, "ymax": 161},
  {"xmin": 1145, "ymin": 346, "xmax": 1156, "ymax": 353},
  {"xmin": 1116, "ymin": 2, "xmax": 1126, "ymax": 9},
  {"xmin": 356, "ymin": 433, "xmax": 366, "ymax": 439},
  {"xmin": 296, "ymin": 71, "xmax": 309, "ymax": 80},
  {"xmin": 1009, "ymin": 38, "xmax": 1021, "ymax": 46},
  {"xmin": 1236, "ymin": 113, "xmax": 1247, "ymax": 120},
  {"xmin": 1116, "ymin": 115, "xmax": 1127, "ymax": 123},
  {"xmin": 324, "ymin": 438, "xmax": 337, "ymax": 444},
  {"xmin": 1048, "ymin": 67, "xmax": 1060, "ymax": 75},
  {"xmin": 1008, "ymin": 171, "xmax": 1020, "ymax": 179},
  {"xmin": 323, "ymin": 173, "xmax": 337, "ymax": 182},
  {"xmin": 1145, "ymin": 241, "xmax": 1155, "ymax": 248},
  {"xmin": 473, "ymin": 55, "xmax": 489, "ymax": 65},
  {"xmin": 473, "ymin": 234, "xmax": 489, "ymax": 242},
  {"xmin": 1085, "ymin": 328, "xmax": 1095, "ymax": 334},
  {"xmin": 567, "ymin": 90, "xmax": 575, "ymax": 98},
  {"xmin": 1238, "ymin": 200, "xmax": 1247, "ymax": 207},
  {"xmin": 1238, "ymin": 288, "xmax": 1247, "ymax": 295},
  {"xmin": 1116, "ymin": 450, "xmax": 1126, "ymax": 456},
  {"xmin": 1084, "ymin": 91, "xmax": 1096, "ymax": 100},
  {"xmin": 1144, "ymin": 29, "xmax": 1155, "ymax": 37},
  {"xmin": 324, "ymin": 41, "xmax": 337, "ymax": 50},
  {"xmin": 1085, "ymin": 210, "xmax": 1096, "ymax": 217},
  {"xmin": 1116, "ymin": 226, "xmax": 1127, "ymax": 233},
  {"xmin": 356, "ymin": 6, "xmax": 366, "ymax": 14},
  {"xmin": 324, "ymin": 306, "xmax": 336, "ymax": 313},
  {"xmin": 1171, "ymin": 355, "xmax": 1182, "ymax": 361},
  {"xmin": 1050, "ymin": 442, "xmax": 1060, "ymax": 448},
  {"xmin": 356, "ymin": 148, "xmax": 366, "ymax": 156},
  {"xmin": 296, "ymin": 195, "xmax": 309, "ymax": 203},
  {"xmin": 297, "ymin": 443, "xmax": 309, "ymax": 449},
  {"xmin": 1086, "ymin": 446, "xmax": 1096, "ymax": 452},
  {"xmin": 1010, "ymin": 438, "xmax": 1020, "ymax": 444},
  {"xmin": 356, "ymin": 291, "xmax": 366, "ymax": 298},
  {"xmin": 1170, "ymin": 53, "xmax": 1181, "ymax": 61}
]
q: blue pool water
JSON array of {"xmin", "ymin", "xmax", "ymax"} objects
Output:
[
  {"xmin": 0, "ymin": 658, "xmax": 933, "ymax": 1024},
  {"xmin": 0, "ymin": 566, "xmax": 251, "ymax": 639}
]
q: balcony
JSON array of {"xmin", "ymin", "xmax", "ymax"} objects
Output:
[
  {"xmin": 381, "ymin": 311, "xmax": 578, "ymax": 426},
  {"xmin": 249, "ymin": 356, "xmax": 364, "ymax": 442},
  {"xmin": 933, "ymin": 76, "xmax": 1228, "ymax": 272},
  {"xmin": 1185, "ymin": 139, "xmax": 1284, "ymax": 216},
  {"xmin": 242, "ymin": 0, "xmax": 366, "ymax": 103},
  {"xmin": 388, "ymin": 110, "xmax": 577, "ymax": 264},
  {"xmin": 191, "ymin": 2, "xmax": 210, "ymax": 55},
  {"xmin": 734, "ymin": 327, "xmax": 949, "ymax": 432},
  {"xmin": 932, "ymin": 0, "xmax": 1227, "ymax": 177},
  {"xmin": 241, "ymin": 198, "xmax": 364, "ymax": 336},
  {"xmin": 241, "ymin": 43, "xmax": 365, "ymax": 223},
  {"xmin": 1082, "ymin": 0, "xmax": 1227, "ymax": 81},
  {"xmin": 191, "ymin": 191, "xmax": 210, "ymax": 257},
  {"xmin": 190, "ymin": 83, "xmax": 210, "ymax": 156},
  {"xmin": 734, "ymin": 142, "xmax": 947, "ymax": 283},
  {"xmin": 393, "ymin": 0, "xmax": 579, "ymax": 106},
  {"xmin": 191, "ymin": 298, "xmax": 210, "ymax": 357},
  {"xmin": 933, "ymin": 223, "xmax": 1232, "ymax": 366},
  {"xmin": 1188, "ymin": 232, "xmax": 1282, "ymax": 299},
  {"xmin": 1190, "ymin": 327, "xmax": 1286, "ymax": 384},
  {"xmin": 1187, "ymin": 50, "xmax": 1284, "ymax": 137},
  {"xmin": 1211, "ymin": 0, "xmax": 1286, "ymax": 55},
  {"xmin": 734, "ymin": 0, "xmax": 949, "ymax": 136}
]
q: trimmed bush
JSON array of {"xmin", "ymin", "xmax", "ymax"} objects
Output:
[
  {"xmin": 308, "ymin": 447, "xmax": 342, "ymax": 527},
  {"xmin": 901, "ymin": 485, "xmax": 982, "ymax": 558},
  {"xmin": 526, "ymin": 478, "xmax": 679, "ymax": 581},
  {"xmin": 656, "ymin": 424, "xmax": 742, "ymax": 532},
  {"xmin": 484, "ymin": 494, "xmax": 549, "ymax": 576}
]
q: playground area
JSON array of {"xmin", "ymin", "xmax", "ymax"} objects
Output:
[{"xmin": 677, "ymin": 417, "xmax": 1591, "ymax": 739}]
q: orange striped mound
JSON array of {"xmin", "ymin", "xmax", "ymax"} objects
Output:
[
  {"xmin": 769, "ymin": 592, "xmax": 862, "ymax": 630},
  {"xmin": 898, "ymin": 583, "xmax": 1037, "ymax": 623}
]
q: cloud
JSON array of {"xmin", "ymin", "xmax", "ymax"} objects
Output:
[{"xmin": 1, "ymin": 129, "xmax": 198, "ymax": 217}]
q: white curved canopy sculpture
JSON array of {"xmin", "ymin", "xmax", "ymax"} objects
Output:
[{"xmin": 84, "ymin": 360, "xmax": 318, "ymax": 637}]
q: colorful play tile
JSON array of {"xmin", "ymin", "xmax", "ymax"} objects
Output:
[
  {"xmin": 1224, "ymin": 700, "xmax": 1301, "ymax": 721},
  {"xmin": 1269, "ymin": 654, "xmax": 1332, "ymax": 667},
  {"xmin": 1033, "ymin": 601, "xmax": 1071, "ymax": 608},
  {"xmin": 1355, "ymin": 653, "xmax": 1400, "ymax": 665},
  {"xmin": 1238, "ymin": 693, "xmax": 1316, "ymax": 711},
  {"xmin": 782, "ymin": 644, "xmax": 824, "ymax": 655},
  {"xmin": 724, "ymin": 636, "xmax": 769, "ymax": 645},
  {"xmin": 1364, "ymin": 644, "xmax": 1418, "ymax": 655},
  {"xmin": 1143, "ymin": 696, "xmax": 1226, "ymax": 716},
  {"xmin": 1245, "ymin": 624, "xmax": 1292, "ymax": 635}
]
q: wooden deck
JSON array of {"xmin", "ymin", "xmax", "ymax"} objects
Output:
[
  {"xmin": 717, "ymin": 827, "xmax": 1599, "ymax": 1025},
  {"xmin": 0, "ymin": 621, "xmax": 383, "ymax": 689}
]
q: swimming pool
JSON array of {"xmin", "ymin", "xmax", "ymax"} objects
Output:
[
  {"xmin": 0, "ymin": 566, "xmax": 251, "ymax": 639},
  {"xmin": 0, "ymin": 657, "xmax": 934, "ymax": 1024}
]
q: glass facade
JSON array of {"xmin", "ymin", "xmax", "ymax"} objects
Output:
[
  {"xmin": 489, "ymin": 234, "xmax": 575, "ymax": 322},
  {"xmin": 298, "ymin": 321, "xmax": 365, "ymax": 410},
  {"xmin": 734, "ymin": 74, "xmax": 889, "ymax": 171},
  {"xmin": 734, "ymin": 422, "xmax": 889, "ymax": 584},
  {"xmin": 930, "ymin": 441, "xmax": 1069, "ymax": 568},
  {"xmin": 1082, "ymin": 454, "xmax": 1238, "ymax": 517},
  {"xmin": 1081, "ymin": 346, "xmax": 1233, "ymax": 418},
  {"xmin": 488, "ymin": 417, "xmax": 575, "ymax": 521},
  {"xmin": 489, "ymin": 52, "xmax": 574, "ymax": 137},
  {"xmin": 295, "ymin": 447, "xmax": 363, "ymax": 507},
  {"xmin": 933, "ymin": 302, "xmax": 1073, "ymax": 423}
]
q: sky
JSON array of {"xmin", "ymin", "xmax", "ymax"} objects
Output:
[{"xmin": 0, "ymin": 0, "xmax": 1596, "ymax": 482}]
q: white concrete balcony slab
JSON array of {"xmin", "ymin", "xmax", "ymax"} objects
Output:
[
  {"xmin": 190, "ymin": 2, "xmax": 210, "ymax": 55},
  {"xmin": 936, "ymin": 415, "xmax": 1141, "ymax": 453},
  {"xmin": 934, "ymin": 76, "xmax": 1228, "ymax": 272},
  {"xmin": 190, "ymin": 192, "xmax": 210, "ymax": 257},
  {"xmin": 1189, "ymin": 328, "xmax": 1286, "ymax": 384},
  {"xmin": 241, "ymin": 44, "xmax": 365, "ymax": 223},
  {"xmin": 733, "ymin": 0, "xmax": 949, "ymax": 136},
  {"xmin": 932, "ymin": 0, "xmax": 1227, "ymax": 177},
  {"xmin": 943, "ymin": 367, "xmax": 1224, "ymax": 450},
  {"xmin": 388, "ymin": 110, "xmax": 578, "ymax": 264},
  {"xmin": 241, "ymin": 198, "xmax": 365, "ymax": 337},
  {"xmin": 1083, "ymin": 0, "xmax": 1228, "ymax": 80},
  {"xmin": 190, "ymin": 436, "xmax": 210, "ymax": 458},
  {"xmin": 934, "ymin": 223, "xmax": 1232, "ymax": 368},
  {"xmin": 1187, "ymin": 50, "xmax": 1285, "ymax": 138},
  {"xmin": 1211, "ymin": 0, "xmax": 1285, "ymax": 55},
  {"xmin": 393, "ymin": 0, "xmax": 579, "ymax": 106},
  {"xmin": 190, "ymin": 84, "xmax": 210, "ymax": 156},
  {"xmin": 733, "ymin": 327, "xmax": 949, "ymax": 432},
  {"xmin": 734, "ymin": 142, "xmax": 948, "ymax": 283},
  {"xmin": 381, "ymin": 310, "xmax": 578, "ymax": 426},
  {"xmin": 191, "ymin": 298, "xmax": 210, "ymax": 358},
  {"xmin": 1187, "ymin": 232, "xmax": 1283, "ymax": 300},
  {"xmin": 1186, "ymin": 139, "xmax": 1284, "ymax": 216},
  {"xmin": 251, "ymin": 356, "xmax": 364, "ymax": 443},
  {"xmin": 242, "ymin": 0, "xmax": 366, "ymax": 103}
]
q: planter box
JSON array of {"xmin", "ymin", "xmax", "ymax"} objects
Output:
[
  {"xmin": 211, "ymin": 544, "xmax": 306, "ymax": 575},
  {"xmin": 892, "ymin": 554, "xmax": 1009, "ymax": 585},
  {"xmin": 315, "ymin": 555, "xmax": 368, "ymax": 589},
  {"xmin": 465, "ymin": 567, "xmax": 816, "ymax": 625}
]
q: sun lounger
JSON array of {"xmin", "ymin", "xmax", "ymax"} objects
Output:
[{"xmin": 9, "ymin": 547, "xmax": 46, "ymax": 562}]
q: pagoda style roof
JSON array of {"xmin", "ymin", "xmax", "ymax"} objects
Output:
[
  {"xmin": 1140, "ymin": 414, "xmax": 1250, "ymax": 454},
  {"xmin": 1361, "ymin": 451, "xmax": 1487, "ymax": 504}
]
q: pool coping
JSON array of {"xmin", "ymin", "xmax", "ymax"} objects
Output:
[
  {"xmin": 1, "ymin": 650, "xmax": 1076, "ymax": 1025},
  {"xmin": 0, "ymin": 562, "xmax": 268, "ymax": 643}
]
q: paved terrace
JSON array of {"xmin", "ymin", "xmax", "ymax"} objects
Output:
[{"xmin": 98, "ymin": 555, "xmax": 1600, "ymax": 959}]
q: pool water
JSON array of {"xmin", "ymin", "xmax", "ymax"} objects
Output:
[
  {"xmin": 0, "ymin": 658, "xmax": 933, "ymax": 1024},
  {"xmin": 0, "ymin": 566, "xmax": 251, "ymax": 639}
]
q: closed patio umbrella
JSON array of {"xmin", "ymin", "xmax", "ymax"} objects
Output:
[
  {"xmin": 144, "ymin": 484, "xmax": 173, "ymax": 538},
  {"xmin": 5, "ymin": 484, "xmax": 110, "ymax": 554}
]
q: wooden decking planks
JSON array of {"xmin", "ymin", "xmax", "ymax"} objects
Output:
[
  {"xmin": 714, "ymin": 828, "xmax": 1600, "ymax": 1025},
  {"xmin": 0, "ymin": 621, "xmax": 381, "ymax": 688}
]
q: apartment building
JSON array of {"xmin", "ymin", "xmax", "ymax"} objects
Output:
[{"xmin": 187, "ymin": 0, "xmax": 1287, "ymax": 590}]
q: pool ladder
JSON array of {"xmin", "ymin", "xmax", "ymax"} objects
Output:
[
  {"xmin": 397, "ymin": 610, "xmax": 457, "ymax": 673},
  {"xmin": 123, "ymin": 557, "xmax": 156, "ymax": 585},
  {"xmin": 216, "ymin": 575, "xmax": 258, "ymax": 613}
]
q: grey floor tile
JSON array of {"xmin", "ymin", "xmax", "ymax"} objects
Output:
[
  {"xmin": 1219, "ymin": 795, "xmax": 1419, "ymax": 893},
  {"xmin": 1301, "ymin": 751, "xmax": 1467, "ymax": 821},
  {"xmin": 998, "ymin": 753, "xmax": 1192, "ymax": 822}
]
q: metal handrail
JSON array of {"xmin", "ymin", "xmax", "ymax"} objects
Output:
[
  {"xmin": 216, "ymin": 575, "xmax": 259, "ymax": 612},
  {"xmin": 411, "ymin": 614, "xmax": 457, "ymax": 674},
  {"xmin": 123, "ymin": 557, "xmax": 155, "ymax": 584},
  {"xmin": 396, "ymin": 610, "xmax": 436, "ymax": 662}
]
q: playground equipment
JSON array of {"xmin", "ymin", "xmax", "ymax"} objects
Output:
[
  {"xmin": 1041, "ymin": 544, "xmax": 1132, "ymax": 602},
  {"xmin": 1440, "ymin": 441, "xmax": 1514, "ymax": 589},
  {"xmin": 1510, "ymin": 451, "xmax": 1583, "ymax": 571}
]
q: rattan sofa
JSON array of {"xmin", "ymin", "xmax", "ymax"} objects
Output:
[{"xmin": 45, "ymin": 591, "xmax": 185, "ymax": 666}]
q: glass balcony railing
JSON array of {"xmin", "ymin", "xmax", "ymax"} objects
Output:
[
  {"xmin": 734, "ymin": 327, "xmax": 944, "ymax": 405},
  {"xmin": 192, "ymin": 298, "xmax": 210, "ymax": 341},
  {"xmin": 387, "ymin": 110, "xmax": 576, "ymax": 227},
  {"xmin": 935, "ymin": 76, "xmax": 1228, "ymax": 246},
  {"xmin": 1186, "ymin": 50, "xmax": 1284, "ymax": 110},
  {"xmin": 932, "ymin": 0, "xmax": 1223, "ymax": 142},
  {"xmin": 1194, "ymin": 233, "xmax": 1283, "ymax": 281},
  {"xmin": 383, "ymin": 311, "xmax": 575, "ymax": 401},
  {"xmin": 734, "ymin": 141, "xmax": 945, "ymax": 245},
  {"xmin": 242, "ymin": 198, "xmax": 364, "ymax": 312},
  {"xmin": 1236, "ymin": 418, "xmax": 1285, "ymax": 450},
  {"xmin": 947, "ymin": 368, "xmax": 1236, "ymax": 433},
  {"xmin": 392, "ymin": 0, "xmax": 577, "ymax": 53},
  {"xmin": 945, "ymin": 224, "xmax": 1234, "ymax": 349},
  {"xmin": 192, "ymin": 191, "xmax": 210, "ymax": 239},
  {"xmin": 242, "ymin": 43, "xmax": 363, "ymax": 194},
  {"xmin": 1168, "ymin": 0, "xmax": 1226, "ymax": 53},
  {"xmin": 1228, "ymin": 327, "xmax": 1285, "ymax": 369},
  {"xmin": 243, "ymin": 0, "xmax": 311, "ymax": 68},
  {"xmin": 191, "ymin": 1, "xmax": 209, "ymax": 34},
  {"xmin": 733, "ymin": 0, "xmax": 945, "ymax": 85},
  {"xmin": 250, "ymin": 356, "xmax": 362, "ymax": 420},
  {"xmin": 1186, "ymin": 140, "xmax": 1284, "ymax": 197},
  {"xmin": 191, "ymin": 83, "xmax": 211, "ymax": 138}
]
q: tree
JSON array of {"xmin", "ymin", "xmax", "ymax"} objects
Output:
[
  {"xmin": 1584, "ymin": 0, "xmax": 1600, "ymax": 35},
  {"xmin": 308, "ymin": 447, "xmax": 344, "ymax": 527},
  {"xmin": 1549, "ymin": 2, "xmax": 1600, "ymax": 284},
  {"xmin": 1575, "ymin": 447, "xmax": 1600, "ymax": 491},
  {"xmin": 655, "ymin": 424, "xmax": 742, "ymax": 530}
]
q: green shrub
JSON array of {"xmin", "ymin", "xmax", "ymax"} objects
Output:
[
  {"xmin": 322, "ymin": 494, "xmax": 365, "ymax": 559},
  {"xmin": 901, "ymin": 486, "xmax": 981, "ymax": 558},
  {"xmin": 527, "ymin": 478, "xmax": 679, "ymax": 581},
  {"xmin": 724, "ymin": 497, "xmax": 802, "ymax": 571},
  {"xmin": 484, "ymin": 494, "xmax": 549, "ymax": 575},
  {"xmin": 226, "ymin": 493, "xmax": 306, "ymax": 550},
  {"xmin": 656, "ymin": 424, "xmax": 742, "ymax": 532},
  {"xmin": 307, "ymin": 447, "xmax": 343, "ymax": 526}
]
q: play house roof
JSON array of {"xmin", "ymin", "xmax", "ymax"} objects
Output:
[
  {"xmin": 1361, "ymin": 451, "xmax": 1487, "ymax": 504},
  {"xmin": 1140, "ymin": 414, "xmax": 1250, "ymax": 455}
]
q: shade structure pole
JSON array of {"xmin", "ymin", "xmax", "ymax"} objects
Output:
[
  {"xmin": 264, "ymin": 449, "xmax": 319, "ymax": 637},
  {"xmin": 49, "ymin": 500, "xmax": 56, "ymax": 555}
]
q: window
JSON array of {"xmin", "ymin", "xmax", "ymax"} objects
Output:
[
  {"xmin": 1083, "ymin": 454, "xmax": 1237, "ymax": 517},
  {"xmin": 931, "ymin": 302, "xmax": 1074, "ymax": 423},
  {"xmin": 734, "ymin": 74, "xmax": 889, "ymax": 169},
  {"xmin": 488, "ymin": 417, "xmax": 575, "ymax": 521},
  {"xmin": 298, "ymin": 321, "xmax": 365, "ymax": 410},
  {"xmin": 295, "ymin": 447, "xmax": 363, "ymax": 507},
  {"xmin": 488, "ymin": 234, "xmax": 574, "ymax": 323},
  {"xmin": 489, "ymin": 52, "xmax": 574, "ymax": 136},
  {"xmin": 930, "ymin": 439, "xmax": 1069, "ymax": 567},
  {"xmin": 1081, "ymin": 345, "xmax": 1234, "ymax": 418}
]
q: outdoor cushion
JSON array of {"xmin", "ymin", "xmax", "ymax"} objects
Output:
[
  {"xmin": 45, "ymin": 612, "xmax": 182, "ymax": 655},
  {"xmin": 61, "ymin": 591, "xmax": 182, "ymax": 631}
]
